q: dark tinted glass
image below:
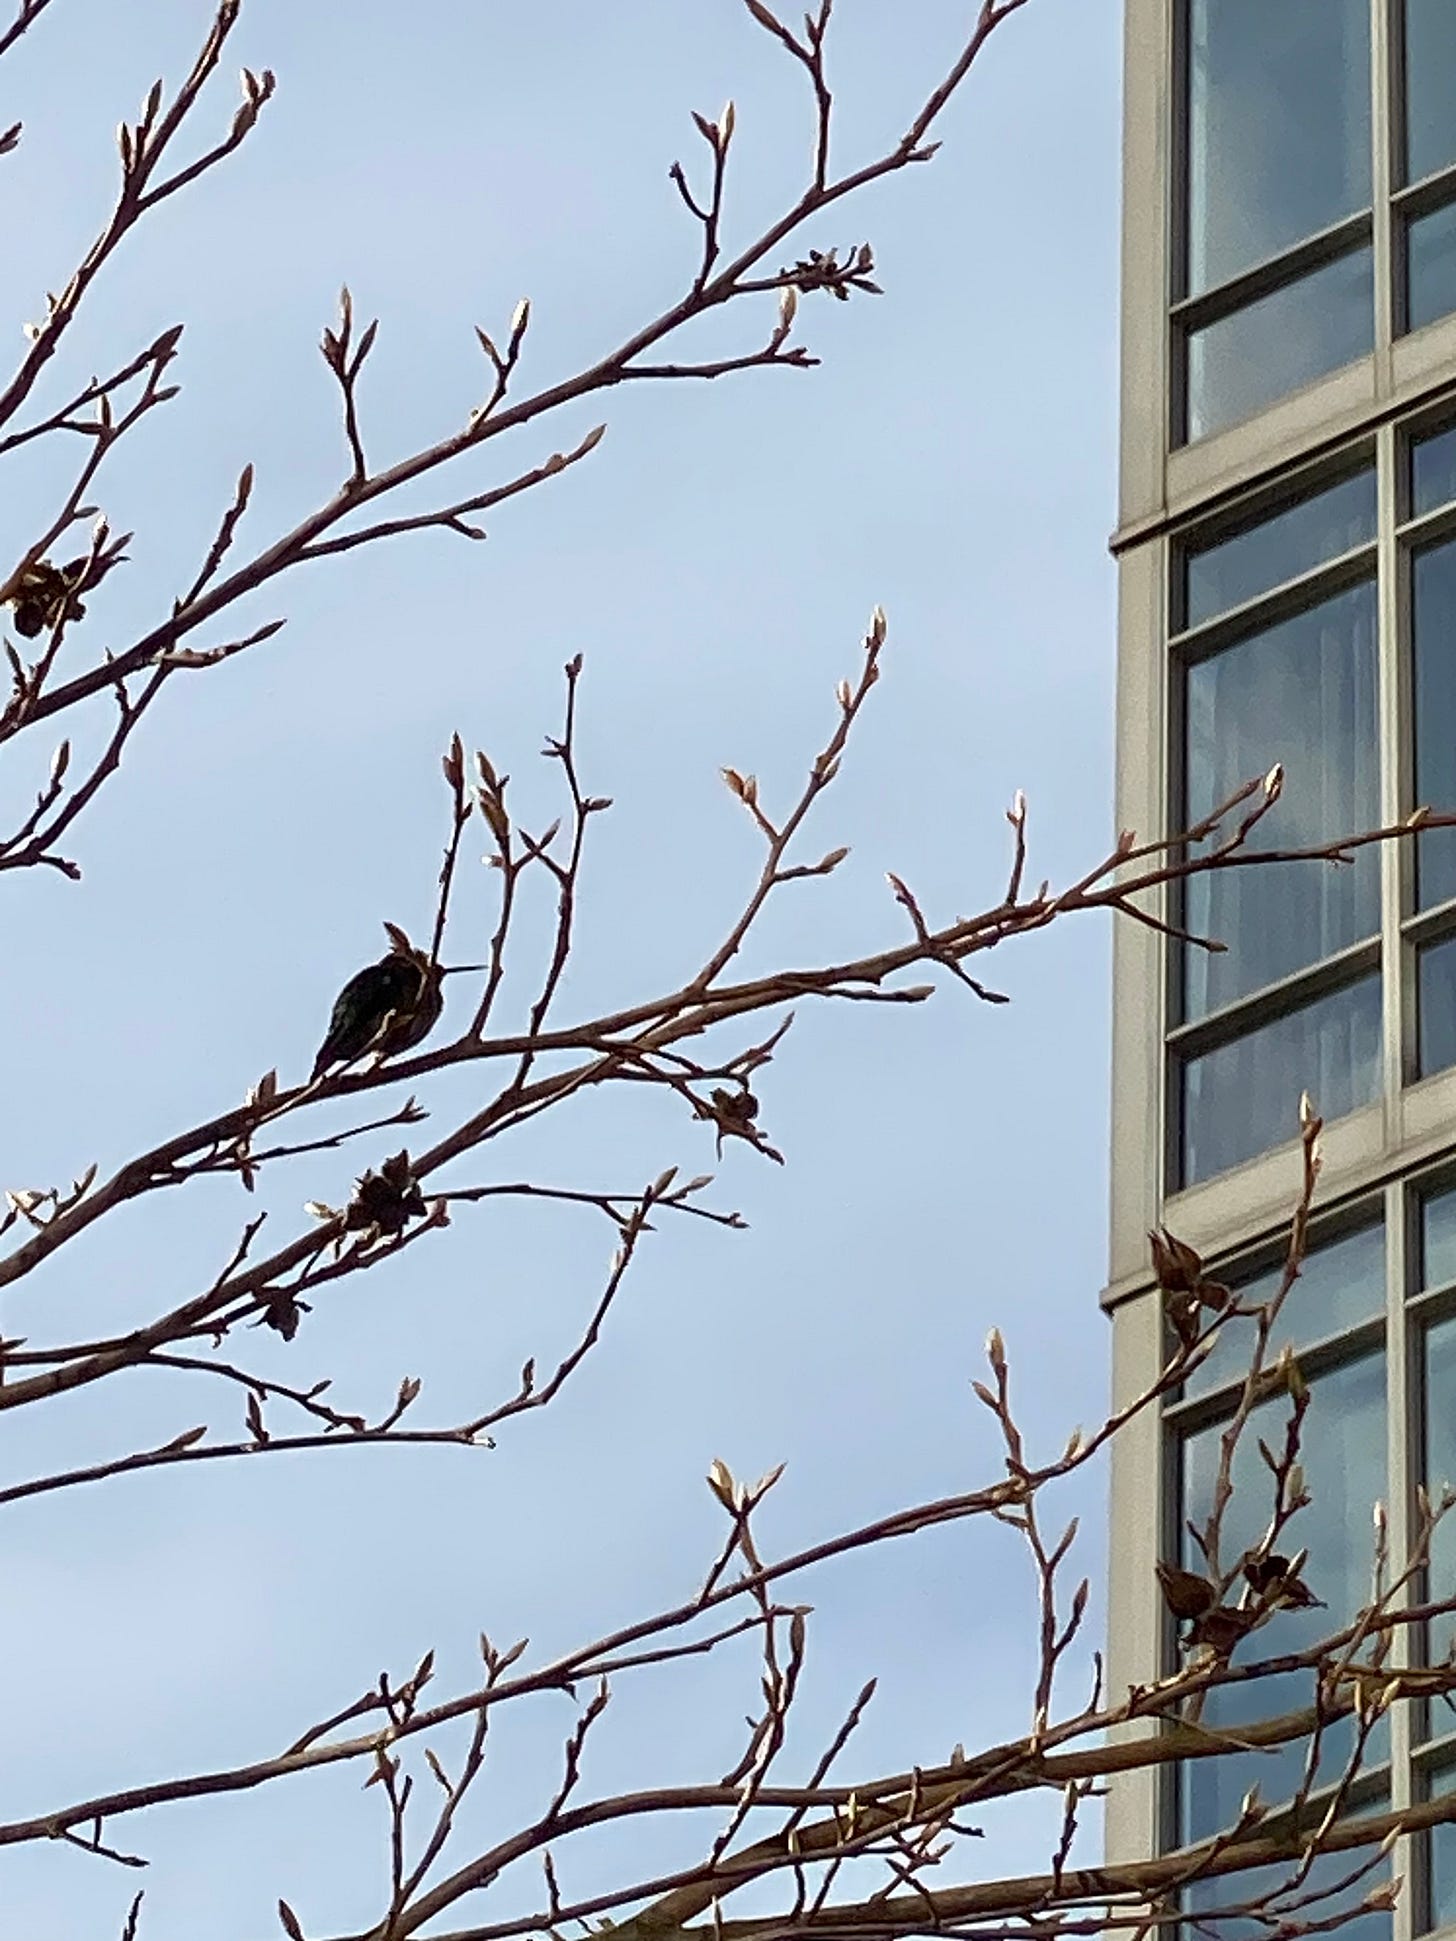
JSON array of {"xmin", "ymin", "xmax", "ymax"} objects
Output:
[
  {"xmin": 1183, "ymin": 1825, "xmax": 1389, "ymax": 1941},
  {"xmin": 1184, "ymin": 471, "xmax": 1376, "ymax": 628},
  {"xmin": 1179, "ymin": 1351, "xmax": 1387, "ymax": 1835},
  {"xmin": 1186, "ymin": 1220, "xmax": 1384, "ymax": 1398},
  {"xmin": 1421, "ymin": 1315, "xmax": 1456, "ymax": 1665},
  {"xmin": 1185, "ymin": 0, "xmax": 1371, "ymax": 295},
  {"xmin": 1419, "ymin": 934, "xmax": 1456, "ymax": 1078},
  {"xmin": 1184, "ymin": 583, "xmax": 1379, "ymax": 1015},
  {"xmin": 1405, "ymin": 0, "xmax": 1456, "ymax": 184},
  {"xmin": 1411, "ymin": 424, "xmax": 1456, "ymax": 518},
  {"xmin": 1180, "ymin": 978, "xmax": 1381, "ymax": 1185},
  {"xmin": 1413, "ymin": 539, "xmax": 1456, "ymax": 909},
  {"xmin": 1186, "ymin": 249, "xmax": 1373, "ymax": 442},
  {"xmin": 1426, "ymin": 1764, "xmax": 1456, "ymax": 1930},
  {"xmin": 1409, "ymin": 199, "xmax": 1456, "ymax": 335},
  {"xmin": 1422, "ymin": 1182, "xmax": 1456, "ymax": 1291}
]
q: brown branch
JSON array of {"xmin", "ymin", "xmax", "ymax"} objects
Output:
[
  {"xmin": 0, "ymin": 0, "xmax": 57, "ymax": 62},
  {"xmin": 3, "ymin": 0, "xmax": 1035, "ymax": 742},
  {"xmin": 0, "ymin": 3, "xmax": 270, "ymax": 436}
]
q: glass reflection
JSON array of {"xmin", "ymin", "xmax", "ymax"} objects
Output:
[
  {"xmin": 1185, "ymin": 1221, "xmax": 1383, "ymax": 1399},
  {"xmin": 1411, "ymin": 424, "xmax": 1456, "ymax": 519},
  {"xmin": 1409, "ymin": 199, "xmax": 1456, "ymax": 336},
  {"xmin": 1186, "ymin": 249, "xmax": 1373, "ymax": 442},
  {"xmin": 1422, "ymin": 1183, "xmax": 1456, "ymax": 1292},
  {"xmin": 1180, "ymin": 979, "xmax": 1381, "ymax": 1186},
  {"xmin": 1185, "ymin": 0, "xmax": 1371, "ymax": 295},
  {"xmin": 1421, "ymin": 1316, "xmax": 1456, "ymax": 1667},
  {"xmin": 1183, "ymin": 1819, "xmax": 1389, "ymax": 1941},
  {"xmin": 1413, "ymin": 539, "xmax": 1456, "ymax": 909},
  {"xmin": 1405, "ymin": 0, "xmax": 1456, "ymax": 185},
  {"xmin": 1179, "ymin": 1352, "xmax": 1387, "ymax": 1842},
  {"xmin": 1418, "ymin": 934, "xmax": 1456, "ymax": 1080},
  {"xmin": 1424, "ymin": 1762, "xmax": 1456, "ymax": 1932},
  {"xmin": 1184, "ymin": 583, "xmax": 1379, "ymax": 1016},
  {"xmin": 1184, "ymin": 472, "xmax": 1376, "ymax": 630}
]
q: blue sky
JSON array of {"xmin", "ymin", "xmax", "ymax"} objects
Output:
[{"xmin": 0, "ymin": 3, "xmax": 1122, "ymax": 1935}]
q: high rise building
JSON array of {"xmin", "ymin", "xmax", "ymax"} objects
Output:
[{"xmin": 1105, "ymin": 5, "xmax": 1456, "ymax": 1934}]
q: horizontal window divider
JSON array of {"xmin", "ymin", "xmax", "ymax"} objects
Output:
[
  {"xmin": 1393, "ymin": 160, "xmax": 1456, "ymax": 222},
  {"xmin": 1397, "ymin": 497, "xmax": 1456, "ymax": 551},
  {"xmin": 1109, "ymin": 374, "xmax": 1456, "ymax": 559},
  {"xmin": 1171, "ymin": 544, "xmax": 1378, "ymax": 661},
  {"xmin": 1169, "ymin": 938, "xmax": 1381, "ymax": 1054},
  {"xmin": 1176, "ymin": 1201, "xmax": 1386, "ymax": 1305},
  {"xmin": 1164, "ymin": 1312, "xmax": 1387, "ymax": 1428},
  {"xmin": 1412, "ymin": 1727, "xmax": 1456, "ymax": 1773},
  {"xmin": 1403, "ymin": 901, "xmax": 1456, "ymax": 950},
  {"xmin": 1172, "ymin": 212, "xmax": 1374, "ymax": 333},
  {"xmin": 1402, "ymin": 1274, "xmax": 1456, "ymax": 1327}
]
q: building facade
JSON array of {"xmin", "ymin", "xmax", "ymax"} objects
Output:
[{"xmin": 1105, "ymin": 3, "xmax": 1456, "ymax": 1933}]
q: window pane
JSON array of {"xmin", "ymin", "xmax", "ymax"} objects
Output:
[
  {"xmin": 1418, "ymin": 934, "xmax": 1456, "ymax": 1078},
  {"xmin": 1405, "ymin": 0, "xmax": 1456, "ymax": 184},
  {"xmin": 1179, "ymin": 1352, "xmax": 1387, "ymax": 1840},
  {"xmin": 1184, "ymin": 584, "xmax": 1379, "ymax": 1015},
  {"xmin": 1181, "ymin": 978, "xmax": 1381, "ymax": 1185},
  {"xmin": 1423, "ymin": 1762, "xmax": 1456, "ymax": 1931},
  {"xmin": 1185, "ymin": 0, "xmax": 1371, "ymax": 295},
  {"xmin": 1186, "ymin": 248, "xmax": 1374, "ymax": 442},
  {"xmin": 1413, "ymin": 539, "xmax": 1456, "ymax": 909},
  {"xmin": 1411, "ymin": 423, "xmax": 1456, "ymax": 519},
  {"xmin": 1421, "ymin": 1315, "xmax": 1456, "ymax": 1666},
  {"xmin": 1408, "ymin": 198, "xmax": 1456, "ymax": 335},
  {"xmin": 1183, "ymin": 1818, "xmax": 1390, "ymax": 1941},
  {"xmin": 1421, "ymin": 1182, "xmax": 1456, "ymax": 1291},
  {"xmin": 1184, "ymin": 471, "xmax": 1376, "ymax": 629},
  {"xmin": 1186, "ymin": 1220, "xmax": 1384, "ymax": 1398}
]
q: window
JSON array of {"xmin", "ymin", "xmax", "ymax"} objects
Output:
[
  {"xmin": 1159, "ymin": 1179, "xmax": 1456, "ymax": 1933},
  {"xmin": 1167, "ymin": 1220, "xmax": 1389, "ymax": 1925},
  {"xmin": 1173, "ymin": 0, "xmax": 1456, "ymax": 445},
  {"xmin": 1167, "ymin": 415, "xmax": 1456, "ymax": 1188},
  {"xmin": 1401, "ymin": 1, "xmax": 1456, "ymax": 337},
  {"xmin": 1171, "ymin": 467, "xmax": 1380, "ymax": 1187},
  {"xmin": 1409, "ymin": 424, "xmax": 1456, "ymax": 1079}
]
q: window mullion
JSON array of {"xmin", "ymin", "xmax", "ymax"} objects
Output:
[
  {"xmin": 1386, "ymin": 1173, "xmax": 1415, "ymax": 1941},
  {"xmin": 1373, "ymin": 0, "xmax": 1396, "ymax": 373},
  {"xmin": 1377, "ymin": 417, "xmax": 1408, "ymax": 1115}
]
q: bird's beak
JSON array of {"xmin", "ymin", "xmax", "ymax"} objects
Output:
[{"xmin": 438, "ymin": 963, "xmax": 489, "ymax": 976}]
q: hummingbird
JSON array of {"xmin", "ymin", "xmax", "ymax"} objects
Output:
[{"xmin": 312, "ymin": 923, "xmax": 484, "ymax": 1078}]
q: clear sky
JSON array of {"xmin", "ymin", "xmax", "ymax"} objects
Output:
[{"xmin": 0, "ymin": 3, "xmax": 1122, "ymax": 1935}]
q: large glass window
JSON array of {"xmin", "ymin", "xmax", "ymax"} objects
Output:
[
  {"xmin": 1410, "ymin": 436, "xmax": 1456, "ymax": 1080},
  {"xmin": 1400, "ymin": 2, "xmax": 1456, "ymax": 339},
  {"xmin": 1172, "ymin": 470, "xmax": 1380, "ymax": 1186},
  {"xmin": 1404, "ymin": 0, "xmax": 1456, "ymax": 186},
  {"xmin": 1158, "ymin": 1189, "xmax": 1456, "ymax": 1935},
  {"xmin": 1181, "ymin": 983, "xmax": 1381, "ymax": 1185},
  {"xmin": 1176, "ymin": 0, "xmax": 1371, "ymax": 442},
  {"xmin": 1167, "ymin": 425, "xmax": 1456, "ymax": 1180},
  {"xmin": 1167, "ymin": 1222, "xmax": 1389, "ymax": 1938},
  {"xmin": 1184, "ymin": 472, "xmax": 1377, "ymax": 627},
  {"xmin": 1184, "ymin": 1220, "xmax": 1383, "ymax": 1398},
  {"xmin": 1177, "ymin": 1352, "xmax": 1387, "ymax": 1834},
  {"xmin": 1183, "ymin": 0, "xmax": 1370, "ymax": 295},
  {"xmin": 1185, "ymin": 254, "xmax": 1374, "ymax": 448},
  {"xmin": 1414, "ymin": 540, "xmax": 1456, "ymax": 911},
  {"xmin": 1173, "ymin": 0, "xmax": 1456, "ymax": 443},
  {"xmin": 1184, "ymin": 586, "xmax": 1379, "ymax": 1013}
]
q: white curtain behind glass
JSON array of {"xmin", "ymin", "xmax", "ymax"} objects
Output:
[{"xmin": 1184, "ymin": 581, "xmax": 1378, "ymax": 1019}]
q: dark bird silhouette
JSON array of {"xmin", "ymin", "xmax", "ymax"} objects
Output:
[{"xmin": 312, "ymin": 923, "xmax": 483, "ymax": 1078}]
